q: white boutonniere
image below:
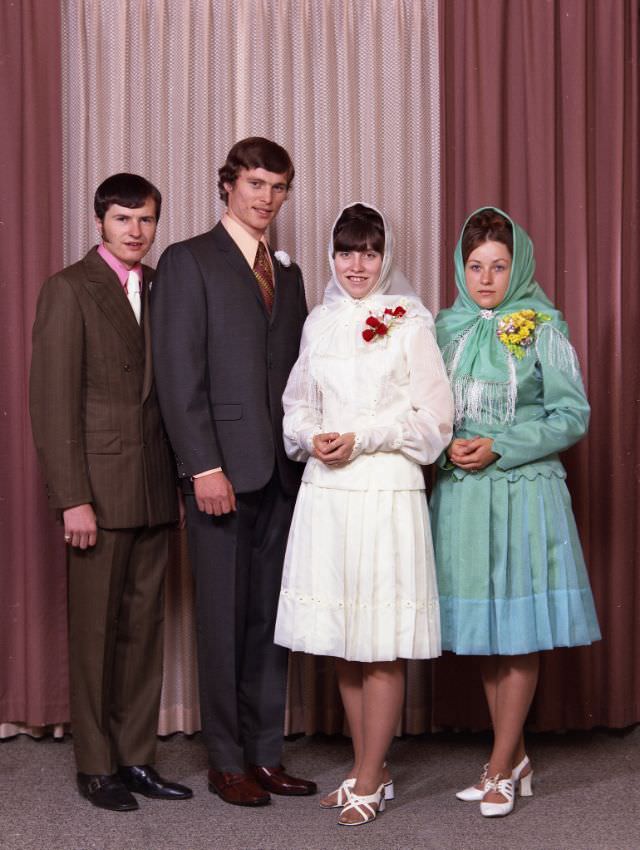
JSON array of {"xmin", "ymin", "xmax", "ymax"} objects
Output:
[{"xmin": 274, "ymin": 250, "xmax": 291, "ymax": 267}]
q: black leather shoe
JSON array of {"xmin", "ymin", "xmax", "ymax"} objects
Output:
[
  {"xmin": 77, "ymin": 773, "xmax": 139, "ymax": 811},
  {"xmin": 118, "ymin": 764, "xmax": 193, "ymax": 800}
]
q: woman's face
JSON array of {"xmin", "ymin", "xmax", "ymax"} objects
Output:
[
  {"xmin": 465, "ymin": 240, "xmax": 512, "ymax": 309},
  {"xmin": 334, "ymin": 249, "xmax": 383, "ymax": 299}
]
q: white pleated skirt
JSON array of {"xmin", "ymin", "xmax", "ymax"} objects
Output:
[{"xmin": 274, "ymin": 482, "xmax": 441, "ymax": 662}]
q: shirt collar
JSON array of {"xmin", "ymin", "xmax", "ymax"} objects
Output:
[
  {"xmin": 97, "ymin": 244, "xmax": 143, "ymax": 288},
  {"xmin": 221, "ymin": 213, "xmax": 271, "ymax": 270}
]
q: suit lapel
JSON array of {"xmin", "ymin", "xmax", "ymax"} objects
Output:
[
  {"xmin": 269, "ymin": 248, "xmax": 285, "ymax": 323},
  {"xmin": 211, "ymin": 223, "xmax": 271, "ymax": 321},
  {"xmin": 82, "ymin": 247, "xmax": 145, "ymax": 360},
  {"xmin": 141, "ymin": 266, "xmax": 154, "ymax": 402}
]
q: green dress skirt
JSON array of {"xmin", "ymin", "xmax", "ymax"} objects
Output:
[{"xmin": 430, "ymin": 458, "xmax": 601, "ymax": 655}]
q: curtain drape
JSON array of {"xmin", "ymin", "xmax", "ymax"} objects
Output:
[
  {"xmin": 0, "ymin": 0, "xmax": 68, "ymax": 734},
  {"xmin": 1, "ymin": 0, "xmax": 441, "ymax": 737},
  {"xmin": 436, "ymin": 0, "xmax": 639, "ymax": 730},
  {"xmin": 2, "ymin": 0, "xmax": 637, "ymax": 739},
  {"xmin": 61, "ymin": 0, "xmax": 441, "ymax": 308}
]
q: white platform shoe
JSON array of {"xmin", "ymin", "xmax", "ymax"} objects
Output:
[
  {"xmin": 456, "ymin": 754, "xmax": 533, "ymax": 803},
  {"xmin": 480, "ymin": 756, "xmax": 534, "ymax": 817}
]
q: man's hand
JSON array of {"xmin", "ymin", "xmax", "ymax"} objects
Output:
[
  {"xmin": 194, "ymin": 471, "xmax": 236, "ymax": 516},
  {"xmin": 312, "ymin": 432, "xmax": 356, "ymax": 465},
  {"xmin": 63, "ymin": 503, "xmax": 98, "ymax": 549},
  {"xmin": 448, "ymin": 436, "xmax": 498, "ymax": 471}
]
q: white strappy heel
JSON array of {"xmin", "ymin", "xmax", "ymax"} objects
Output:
[
  {"xmin": 338, "ymin": 783, "xmax": 386, "ymax": 826},
  {"xmin": 321, "ymin": 761, "xmax": 395, "ymax": 808},
  {"xmin": 319, "ymin": 777, "xmax": 355, "ymax": 809}
]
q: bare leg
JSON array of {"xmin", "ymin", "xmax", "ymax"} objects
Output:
[
  {"xmin": 469, "ymin": 656, "xmax": 500, "ymax": 789},
  {"xmin": 479, "ymin": 656, "xmax": 527, "ymax": 773},
  {"xmin": 484, "ymin": 653, "xmax": 539, "ymax": 803},
  {"xmin": 481, "ymin": 655, "xmax": 499, "ymax": 727},
  {"xmin": 319, "ymin": 659, "xmax": 363, "ymax": 807},
  {"xmin": 340, "ymin": 660, "xmax": 404, "ymax": 824}
]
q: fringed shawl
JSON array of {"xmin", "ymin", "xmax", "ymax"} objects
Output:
[{"xmin": 436, "ymin": 206, "xmax": 579, "ymax": 427}]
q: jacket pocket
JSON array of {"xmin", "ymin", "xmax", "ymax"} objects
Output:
[
  {"xmin": 85, "ymin": 430, "xmax": 122, "ymax": 454},
  {"xmin": 212, "ymin": 404, "xmax": 242, "ymax": 421}
]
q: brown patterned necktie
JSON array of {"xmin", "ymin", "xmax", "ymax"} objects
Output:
[{"xmin": 253, "ymin": 241, "xmax": 275, "ymax": 312}]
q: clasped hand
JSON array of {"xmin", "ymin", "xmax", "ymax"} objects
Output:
[
  {"xmin": 447, "ymin": 436, "xmax": 498, "ymax": 471},
  {"xmin": 312, "ymin": 432, "xmax": 356, "ymax": 465}
]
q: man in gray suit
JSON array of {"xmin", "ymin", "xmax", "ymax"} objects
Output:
[
  {"xmin": 151, "ymin": 138, "xmax": 314, "ymax": 806},
  {"xmin": 30, "ymin": 174, "xmax": 192, "ymax": 811}
]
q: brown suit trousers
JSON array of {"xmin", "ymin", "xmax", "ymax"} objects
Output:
[{"xmin": 30, "ymin": 248, "xmax": 178, "ymax": 773}]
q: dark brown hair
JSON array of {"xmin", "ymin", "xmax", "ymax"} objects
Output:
[
  {"xmin": 94, "ymin": 173, "xmax": 162, "ymax": 221},
  {"xmin": 461, "ymin": 209, "xmax": 513, "ymax": 264},
  {"xmin": 217, "ymin": 137, "xmax": 295, "ymax": 202},
  {"xmin": 332, "ymin": 204, "xmax": 385, "ymax": 255}
]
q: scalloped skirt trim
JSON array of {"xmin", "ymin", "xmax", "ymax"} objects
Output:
[{"xmin": 448, "ymin": 462, "xmax": 567, "ymax": 483}]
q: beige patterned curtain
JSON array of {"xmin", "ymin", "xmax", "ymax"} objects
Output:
[{"xmin": 61, "ymin": 0, "xmax": 441, "ymax": 734}]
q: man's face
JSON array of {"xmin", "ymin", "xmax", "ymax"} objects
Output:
[
  {"xmin": 224, "ymin": 168, "xmax": 290, "ymax": 239},
  {"xmin": 95, "ymin": 198, "xmax": 158, "ymax": 267}
]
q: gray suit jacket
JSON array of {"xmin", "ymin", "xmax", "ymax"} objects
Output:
[
  {"xmin": 150, "ymin": 222, "xmax": 308, "ymax": 496},
  {"xmin": 30, "ymin": 247, "xmax": 178, "ymax": 528}
]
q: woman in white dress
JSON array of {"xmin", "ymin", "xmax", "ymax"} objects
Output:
[{"xmin": 274, "ymin": 203, "xmax": 453, "ymax": 826}]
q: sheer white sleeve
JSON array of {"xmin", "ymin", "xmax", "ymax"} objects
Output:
[
  {"xmin": 352, "ymin": 320, "xmax": 454, "ymax": 464},
  {"xmin": 282, "ymin": 328, "xmax": 322, "ymax": 461}
]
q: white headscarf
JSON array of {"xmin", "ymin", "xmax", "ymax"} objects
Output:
[
  {"xmin": 291, "ymin": 202, "xmax": 435, "ymax": 413},
  {"xmin": 322, "ymin": 201, "xmax": 424, "ymax": 307},
  {"xmin": 303, "ymin": 202, "xmax": 433, "ymax": 354}
]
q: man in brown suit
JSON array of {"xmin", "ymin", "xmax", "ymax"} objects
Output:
[{"xmin": 29, "ymin": 173, "xmax": 192, "ymax": 811}]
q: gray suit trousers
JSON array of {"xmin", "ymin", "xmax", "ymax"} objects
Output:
[{"xmin": 186, "ymin": 472, "xmax": 294, "ymax": 772}]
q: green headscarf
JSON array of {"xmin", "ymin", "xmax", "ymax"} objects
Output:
[{"xmin": 436, "ymin": 206, "xmax": 576, "ymax": 425}]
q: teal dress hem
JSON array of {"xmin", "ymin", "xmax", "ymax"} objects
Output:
[{"xmin": 430, "ymin": 331, "xmax": 601, "ymax": 657}]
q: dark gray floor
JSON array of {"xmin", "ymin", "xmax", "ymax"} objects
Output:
[{"xmin": 1, "ymin": 728, "xmax": 638, "ymax": 850}]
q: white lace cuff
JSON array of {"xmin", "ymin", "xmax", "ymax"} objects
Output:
[{"xmin": 348, "ymin": 433, "xmax": 364, "ymax": 461}]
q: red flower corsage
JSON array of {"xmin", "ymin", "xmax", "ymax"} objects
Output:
[{"xmin": 362, "ymin": 305, "xmax": 407, "ymax": 342}]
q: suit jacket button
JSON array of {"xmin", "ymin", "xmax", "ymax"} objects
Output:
[{"xmin": 123, "ymin": 363, "xmax": 131, "ymax": 371}]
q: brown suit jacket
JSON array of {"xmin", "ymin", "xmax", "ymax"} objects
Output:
[{"xmin": 30, "ymin": 246, "xmax": 178, "ymax": 529}]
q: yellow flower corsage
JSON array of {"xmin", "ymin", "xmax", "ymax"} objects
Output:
[{"xmin": 496, "ymin": 309, "xmax": 551, "ymax": 359}]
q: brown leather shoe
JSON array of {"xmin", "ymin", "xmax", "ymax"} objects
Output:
[
  {"xmin": 207, "ymin": 769, "xmax": 270, "ymax": 806},
  {"xmin": 248, "ymin": 764, "xmax": 317, "ymax": 796}
]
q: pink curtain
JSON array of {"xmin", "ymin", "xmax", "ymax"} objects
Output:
[
  {"xmin": 2, "ymin": 0, "xmax": 638, "ymax": 735},
  {"xmin": 436, "ymin": 0, "xmax": 640, "ymax": 729},
  {"xmin": 0, "ymin": 1, "xmax": 69, "ymax": 728}
]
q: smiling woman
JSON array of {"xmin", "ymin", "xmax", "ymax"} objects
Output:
[
  {"xmin": 274, "ymin": 201, "xmax": 453, "ymax": 826},
  {"xmin": 332, "ymin": 203, "xmax": 385, "ymax": 299}
]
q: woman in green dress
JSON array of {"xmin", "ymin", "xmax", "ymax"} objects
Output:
[{"xmin": 430, "ymin": 207, "xmax": 600, "ymax": 817}]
